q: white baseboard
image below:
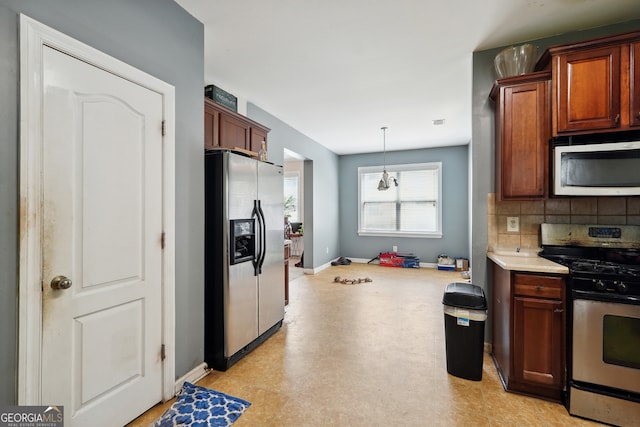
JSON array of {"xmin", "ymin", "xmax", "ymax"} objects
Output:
[
  {"xmin": 349, "ymin": 257, "xmax": 377, "ymax": 264},
  {"xmin": 421, "ymin": 262, "xmax": 438, "ymax": 268},
  {"xmin": 305, "ymin": 260, "xmax": 333, "ymax": 274},
  {"xmin": 173, "ymin": 362, "xmax": 209, "ymax": 396}
]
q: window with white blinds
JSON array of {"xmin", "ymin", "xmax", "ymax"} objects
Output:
[{"xmin": 358, "ymin": 162, "xmax": 442, "ymax": 238}]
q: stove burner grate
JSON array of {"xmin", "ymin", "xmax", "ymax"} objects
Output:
[{"xmin": 568, "ymin": 260, "xmax": 640, "ymax": 277}]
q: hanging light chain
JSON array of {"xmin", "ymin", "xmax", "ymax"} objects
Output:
[
  {"xmin": 377, "ymin": 126, "xmax": 397, "ymax": 190},
  {"xmin": 381, "ymin": 126, "xmax": 388, "ymax": 171}
]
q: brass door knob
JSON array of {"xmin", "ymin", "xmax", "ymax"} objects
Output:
[{"xmin": 51, "ymin": 275, "xmax": 72, "ymax": 290}]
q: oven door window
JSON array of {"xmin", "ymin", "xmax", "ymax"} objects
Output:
[
  {"xmin": 603, "ymin": 314, "xmax": 640, "ymax": 370},
  {"xmin": 572, "ymin": 299, "xmax": 640, "ymax": 394},
  {"xmin": 561, "ymin": 149, "xmax": 640, "ymax": 188}
]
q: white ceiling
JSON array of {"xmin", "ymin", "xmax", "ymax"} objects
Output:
[{"xmin": 175, "ymin": 0, "xmax": 640, "ymax": 155}]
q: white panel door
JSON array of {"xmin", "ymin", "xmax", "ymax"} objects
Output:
[{"xmin": 41, "ymin": 45, "xmax": 164, "ymax": 427}]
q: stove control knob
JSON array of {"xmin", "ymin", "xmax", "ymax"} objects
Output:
[
  {"xmin": 615, "ymin": 281, "xmax": 628, "ymax": 294},
  {"xmin": 594, "ymin": 280, "xmax": 607, "ymax": 292}
]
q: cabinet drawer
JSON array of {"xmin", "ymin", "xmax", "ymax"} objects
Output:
[{"xmin": 514, "ymin": 274, "xmax": 564, "ymax": 299}]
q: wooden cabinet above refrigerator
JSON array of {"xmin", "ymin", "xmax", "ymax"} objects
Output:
[{"xmin": 204, "ymin": 97, "xmax": 270, "ymax": 155}]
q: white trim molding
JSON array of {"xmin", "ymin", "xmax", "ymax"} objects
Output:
[{"xmin": 173, "ymin": 363, "xmax": 209, "ymax": 396}]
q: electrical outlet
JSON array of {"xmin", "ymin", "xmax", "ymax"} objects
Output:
[
  {"xmin": 507, "ymin": 216, "xmax": 520, "ymax": 232},
  {"xmin": 392, "ymin": 245, "xmax": 398, "ymax": 253},
  {"xmin": 326, "ymin": 247, "xmax": 329, "ymax": 254}
]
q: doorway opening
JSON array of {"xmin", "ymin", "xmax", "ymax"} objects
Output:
[{"xmin": 284, "ymin": 149, "xmax": 306, "ymax": 279}]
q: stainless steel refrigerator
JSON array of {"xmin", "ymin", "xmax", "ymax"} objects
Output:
[{"xmin": 204, "ymin": 150, "xmax": 284, "ymax": 371}]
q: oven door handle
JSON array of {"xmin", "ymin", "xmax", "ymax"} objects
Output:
[{"xmin": 573, "ymin": 289, "xmax": 640, "ymax": 306}]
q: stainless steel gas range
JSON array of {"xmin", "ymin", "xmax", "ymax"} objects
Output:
[{"xmin": 540, "ymin": 223, "xmax": 640, "ymax": 427}]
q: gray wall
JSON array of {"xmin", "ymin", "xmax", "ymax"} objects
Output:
[
  {"xmin": 0, "ymin": 0, "xmax": 204, "ymax": 403},
  {"xmin": 339, "ymin": 145, "xmax": 470, "ymax": 263},
  {"xmin": 248, "ymin": 103, "xmax": 341, "ymax": 268},
  {"xmin": 471, "ymin": 19, "xmax": 640, "ymax": 339}
]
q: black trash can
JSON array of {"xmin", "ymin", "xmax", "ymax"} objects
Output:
[{"xmin": 442, "ymin": 282, "xmax": 487, "ymax": 381}]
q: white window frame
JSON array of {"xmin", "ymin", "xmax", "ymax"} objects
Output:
[
  {"xmin": 357, "ymin": 162, "xmax": 442, "ymax": 238},
  {"xmin": 284, "ymin": 171, "xmax": 301, "ymax": 222}
]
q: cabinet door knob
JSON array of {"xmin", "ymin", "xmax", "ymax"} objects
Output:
[
  {"xmin": 536, "ymin": 285, "xmax": 543, "ymax": 291},
  {"xmin": 636, "ymin": 111, "xmax": 640, "ymax": 120},
  {"xmin": 615, "ymin": 113, "xmax": 620, "ymax": 124},
  {"xmin": 554, "ymin": 308, "xmax": 564, "ymax": 313}
]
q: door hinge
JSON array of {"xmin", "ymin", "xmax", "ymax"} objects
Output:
[
  {"xmin": 161, "ymin": 344, "xmax": 166, "ymax": 361},
  {"xmin": 161, "ymin": 120, "xmax": 166, "ymax": 136},
  {"xmin": 161, "ymin": 232, "xmax": 165, "ymax": 249}
]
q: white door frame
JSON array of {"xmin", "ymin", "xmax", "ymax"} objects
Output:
[{"xmin": 18, "ymin": 14, "xmax": 176, "ymax": 404}]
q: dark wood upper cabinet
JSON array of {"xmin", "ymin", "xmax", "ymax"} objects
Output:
[
  {"xmin": 204, "ymin": 97, "xmax": 269, "ymax": 154},
  {"xmin": 631, "ymin": 42, "xmax": 640, "ymax": 127},
  {"xmin": 219, "ymin": 112, "xmax": 250, "ymax": 150},
  {"xmin": 490, "ymin": 72, "xmax": 550, "ymax": 200},
  {"xmin": 204, "ymin": 100, "xmax": 219, "ymax": 150},
  {"xmin": 249, "ymin": 127, "xmax": 268, "ymax": 154},
  {"xmin": 536, "ymin": 30, "xmax": 640, "ymax": 136},
  {"xmin": 555, "ymin": 46, "xmax": 621, "ymax": 133}
]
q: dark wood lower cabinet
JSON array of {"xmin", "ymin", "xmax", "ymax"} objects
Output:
[{"xmin": 492, "ymin": 263, "xmax": 566, "ymax": 402}]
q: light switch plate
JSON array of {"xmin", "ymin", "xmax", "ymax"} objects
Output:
[{"xmin": 507, "ymin": 216, "xmax": 520, "ymax": 232}]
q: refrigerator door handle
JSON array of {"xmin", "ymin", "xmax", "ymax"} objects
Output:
[
  {"xmin": 257, "ymin": 200, "xmax": 267, "ymax": 274},
  {"xmin": 252, "ymin": 200, "xmax": 262, "ymax": 276}
]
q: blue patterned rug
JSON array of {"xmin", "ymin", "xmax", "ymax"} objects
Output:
[{"xmin": 150, "ymin": 381, "xmax": 251, "ymax": 427}]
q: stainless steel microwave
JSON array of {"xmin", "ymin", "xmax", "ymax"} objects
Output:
[{"xmin": 552, "ymin": 139, "xmax": 640, "ymax": 196}]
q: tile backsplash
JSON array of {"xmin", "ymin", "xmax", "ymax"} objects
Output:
[{"xmin": 487, "ymin": 194, "xmax": 640, "ymax": 250}]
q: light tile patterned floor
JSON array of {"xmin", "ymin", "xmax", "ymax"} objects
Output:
[
  {"xmin": 288, "ymin": 255, "xmax": 305, "ymax": 281},
  {"xmin": 129, "ymin": 264, "xmax": 604, "ymax": 426}
]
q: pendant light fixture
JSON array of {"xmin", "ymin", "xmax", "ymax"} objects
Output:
[{"xmin": 377, "ymin": 126, "xmax": 398, "ymax": 191}]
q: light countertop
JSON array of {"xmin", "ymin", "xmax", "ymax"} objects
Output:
[{"xmin": 487, "ymin": 250, "xmax": 569, "ymax": 275}]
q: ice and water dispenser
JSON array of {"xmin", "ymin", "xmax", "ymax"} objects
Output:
[{"xmin": 230, "ymin": 219, "xmax": 255, "ymax": 265}]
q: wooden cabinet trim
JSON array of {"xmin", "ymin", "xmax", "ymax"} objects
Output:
[
  {"xmin": 536, "ymin": 30, "xmax": 640, "ymax": 70},
  {"xmin": 204, "ymin": 97, "xmax": 270, "ymax": 133},
  {"xmin": 490, "ymin": 71, "xmax": 551, "ymax": 100},
  {"xmin": 204, "ymin": 105, "xmax": 219, "ymax": 150},
  {"xmin": 631, "ymin": 42, "xmax": 640, "ymax": 127}
]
